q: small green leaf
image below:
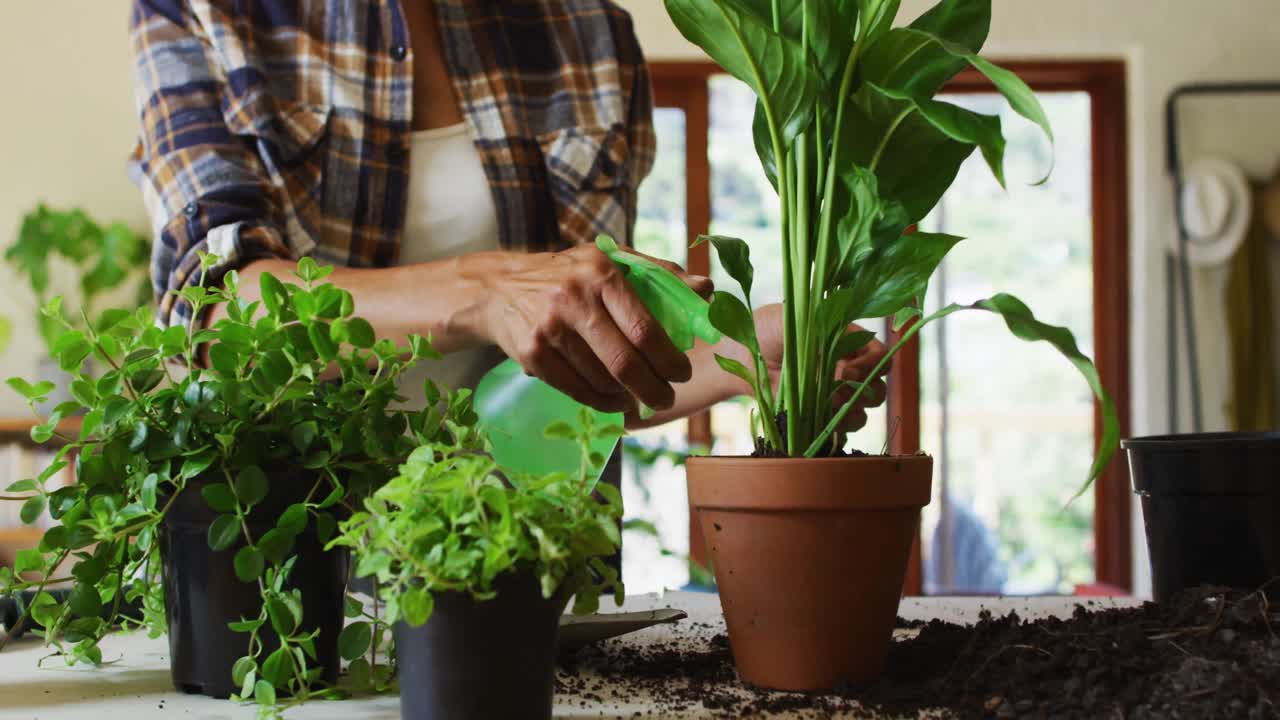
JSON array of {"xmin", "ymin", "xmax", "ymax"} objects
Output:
[
  {"xmin": 347, "ymin": 658, "xmax": 371, "ymax": 689},
  {"xmin": 232, "ymin": 656, "xmax": 256, "ymax": 688},
  {"xmin": 20, "ymin": 495, "xmax": 46, "ymax": 524},
  {"xmin": 346, "ymin": 318, "xmax": 376, "ymax": 349},
  {"xmin": 290, "ymin": 421, "xmax": 317, "ymax": 453},
  {"xmin": 234, "ymin": 546, "xmax": 265, "ymax": 583},
  {"xmin": 126, "ymin": 420, "xmax": 146, "ymax": 448},
  {"xmin": 234, "ymin": 466, "xmax": 269, "ymax": 508},
  {"xmin": 697, "ymin": 234, "xmax": 754, "ymax": 297},
  {"xmin": 259, "ymin": 350, "xmax": 292, "ymax": 386},
  {"xmin": 39, "ymin": 526, "xmax": 68, "ymax": 551},
  {"xmin": 707, "ymin": 292, "xmax": 759, "ymax": 350},
  {"xmin": 69, "ymin": 582, "xmax": 103, "ymax": 618},
  {"xmin": 208, "ymin": 343, "xmax": 240, "ymax": 376},
  {"xmin": 6, "ymin": 478, "xmax": 36, "ymax": 493},
  {"xmin": 258, "ymin": 528, "xmax": 296, "ymax": 566},
  {"xmin": 72, "ymin": 554, "xmax": 106, "ymax": 585},
  {"xmin": 259, "ymin": 272, "xmax": 288, "ymax": 316},
  {"xmin": 713, "ymin": 353, "xmax": 756, "ymax": 388},
  {"xmin": 543, "ymin": 421, "xmax": 577, "ymax": 440},
  {"xmin": 278, "ymin": 503, "xmax": 308, "ymax": 534},
  {"xmin": 314, "ymin": 512, "xmax": 336, "ymax": 544},
  {"xmin": 254, "ymin": 679, "xmax": 277, "ymax": 707},
  {"xmin": 338, "ymin": 621, "xmax": 372, "ymax": 661},
  {"xmin": 208, "ymin": 514, "xmax": 241, "ymax": 551},
  {"xmin": 344, "ymin": 596, "xmax": 363, "ymax": 618},
  {"xmin": 308, "ymin": 322, "xmax": 338, "ymax": 360},
  {"xmin": 202, "ymin": 483, "xmax": 237, "ymax": 512},
  {"xmin": 267, "ymin": 597, "xmax": 297, "ymax": 638},
  {"xmin": 140, "ymin": 473, "xmax": 159, "ymax": 510},
  {"xmin": 14, "ymin": 548, "xmax": 44, "ymax": 574},
  {"xmin": 401, "ymin": 587, "xmax": 433, "ymax": 627}
]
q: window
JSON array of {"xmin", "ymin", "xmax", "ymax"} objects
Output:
[{"xmin": 625, "ymin": 61, "xmax": 1130, "ymax": 596}]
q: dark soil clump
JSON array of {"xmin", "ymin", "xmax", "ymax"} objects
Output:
[{"xmin": 557, "ymin": 586, "xmax": 1280, "ymax": 718}]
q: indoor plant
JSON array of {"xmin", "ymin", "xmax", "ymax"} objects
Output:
[
  {"xmin": 663, "ymin": 0, "xmax": 1120, "ymax": 690},
  {"xmin": 3, "ymin": 204, "xmax": 150, "ymax": 359},
  {"xmin": 0, "ymin": 254, "xmax": 439, "ymax": 712},
  {"xmin": 330, "ymin": 406, "xmax": 625, "ymax": 720}
]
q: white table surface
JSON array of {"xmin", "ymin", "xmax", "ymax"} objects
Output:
[{"xmin": 0, "ymin": 591, "xmax": 1140, "ymax": 719}]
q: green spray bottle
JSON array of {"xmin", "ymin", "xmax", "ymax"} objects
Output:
[{"xmin": 474, "ymin": 235, "xmax": 721, "ymax": 485}]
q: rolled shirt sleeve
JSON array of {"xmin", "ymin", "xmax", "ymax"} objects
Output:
[{"xmin": 128, "ymin": 0, "xmax": 294, "ymax": 330}]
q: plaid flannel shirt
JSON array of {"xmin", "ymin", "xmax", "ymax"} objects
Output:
[{"xmin": 128, "ymin": 0, "xmax": 656, "ymax": 328}]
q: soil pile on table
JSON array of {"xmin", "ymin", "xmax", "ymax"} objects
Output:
[{"xmin": 556, "ymin": 585, "xmax": 1280, "ymax": 719}]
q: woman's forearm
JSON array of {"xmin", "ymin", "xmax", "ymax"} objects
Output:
[
  {"xmin": 206, "ymin": 253, "xmax": 507, "ymax": 353},
  {"xmin": 625, "ymin": 337, "xmax": 748, "ymax": 430}
]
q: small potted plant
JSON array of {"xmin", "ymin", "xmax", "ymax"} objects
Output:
[
  {"xmin": 0, "ymin": 254, "xmax": 438, "ymax": 711},
  {"xmin": 662, "ymin": 0, "xmax": 1121, "ymax": 690},
  {"xmin": 330, "ymin": 406, "xmax": 624, "ymax": 720}
]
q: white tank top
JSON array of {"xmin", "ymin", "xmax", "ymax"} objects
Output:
[{"xmin": 395, "ymin": 122, "xmax": 505, "ymax": 410}]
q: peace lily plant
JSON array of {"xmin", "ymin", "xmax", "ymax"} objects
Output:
[
  {"xmin": 667, "ymin": 0, "xmax": 1118, "ymax": 469},
  {"xmin": 664, "ymin": 0, "xmax": 1120, "ymax": 692}
]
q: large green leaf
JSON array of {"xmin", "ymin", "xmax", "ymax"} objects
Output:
[
  {"xmin": 864, "ymin": 28, "xmax": 1053, "ymax": 157},
  {"xmin": 971, "ymin": 293, "xmax": 1119, "ymax": 492},
  {"xmin": 860, "ymin": 0, "xmax": 992, "ymax": 96},
  {"xmin": 869, "ymin": 83, "xmax": 1006, "ymax": 187},
  {"xmin": 830, "ymin": 166, "xmax": 884, "ymax": 285},
  {"xmin": 857, "ymin": 0, "xmax": 902, "ymax": 42},
  {"xmin": 847, "ymin": 231, "xmax": 963, "ymax": 319},
  {"xmin": 664, "ymin": 0, "xmax": 819, "ymax": 145},
  {"xmin": 810, "ymin": 294, "xmax": 1117, "ymax": 487},
  {"xmin": 841, "ymin": 88, "xmax": 975, "ymax": 222}
]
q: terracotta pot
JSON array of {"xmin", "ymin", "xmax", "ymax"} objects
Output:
[{"xmin": 687, "ymin": 455, "xmax": 932, "ymax": 691}]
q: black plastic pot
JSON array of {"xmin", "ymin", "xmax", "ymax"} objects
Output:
[
  {"xmin": 1124, "ymin": 432, "xmax": 1280, "ymax": 602},
  {"xmin": 159, "ymin": 470, "xmax": 349, "ymax": 698},
  {"xmin": 394, "ymin": 571, "xmax": 568, "ymax": 720}
]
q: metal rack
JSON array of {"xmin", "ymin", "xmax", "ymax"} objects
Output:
[{"xmin": 1164, "ymin": 81, "xmax": 1280, "ymax": 433}]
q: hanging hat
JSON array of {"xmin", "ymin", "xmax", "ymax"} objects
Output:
[{"xmin": 1174, "ymin": 156, "xmax": 1251, "ymax": 266}]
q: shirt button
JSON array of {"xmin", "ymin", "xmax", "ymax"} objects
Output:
[
  {"xmin": 183, "ymin": 202, "xmax": 198, "ymax": 217},
  {"xmin": 390, "ymin": 45, "xmax": 407, "ymax": 62}
]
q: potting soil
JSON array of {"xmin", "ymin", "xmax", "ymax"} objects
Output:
[{"xmin": 555, "ymin": 585, "xmax": 1280, "ymax": 719}]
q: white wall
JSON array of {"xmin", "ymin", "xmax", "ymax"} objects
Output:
[
  {"xmin": 0, "ymin": 0, "xmax": 145, "ymax": 416},
  {"xmin": 617, "ymin": 0, "xmax": 1280, "ymax": 598}
]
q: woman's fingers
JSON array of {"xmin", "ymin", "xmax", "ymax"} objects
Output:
[
  {"xmin": 524, "ymin": 345, "xmax": 633, "ymax": 414},
  {"xmin": 581, "ymin": 294, "xmax": 679, "ymax": 411},
  {"xmin": 598, "ymin": 268, "xmax": 692, "ymax": 384}
]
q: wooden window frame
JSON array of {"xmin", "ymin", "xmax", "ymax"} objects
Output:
[{"xmin": 646, "ymin": 60, "xmax": 1132, "ymax": 593}]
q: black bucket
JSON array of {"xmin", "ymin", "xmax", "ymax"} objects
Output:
[
  {"xmin": 1124, "ymin": 432, "xmax": 1280, "ymax": 602},
  {"xmin": 394, "ymin": 571, "xmax": 568, "ymax": 720},
  {"xmin": 159, "ymin": 471, "xmax": 349, "ymax": 697}
]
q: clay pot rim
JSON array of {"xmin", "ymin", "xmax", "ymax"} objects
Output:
[
  {"xmin": 687, "ymin": 454, "xmax": 933, "ymax": 510},
  {"xmin": 687, "ymin": 453, "xmax": 933, "ymax": 464}
]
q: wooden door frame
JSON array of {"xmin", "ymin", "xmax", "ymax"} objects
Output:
[{"xmin": 646, "ymin": 59, "xmax": 1132, "ymax": 593}]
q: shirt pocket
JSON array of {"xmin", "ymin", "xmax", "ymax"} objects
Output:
[
  {"xmin": 537, "ymin": 122, "xmax": 632, "ymax": 246},
  {"xmin": 223, "ymin": 92, "xmax": 332, "ymax": 255}
]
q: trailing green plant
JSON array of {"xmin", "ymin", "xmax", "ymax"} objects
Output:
[
  {"xmin": 664, "ymin": 0, "xmax": 1119, "ymax": 485},
  {"xmin": 0, "ymin": 254, "xmax": 450, "ymax": 715},
  {"xmin": 329, "ymin": 407, "xmax": 624, "ymax": 648},
  {"xmin": 4, "ymin": 204, "xmax": 151, "ymax": 353}
]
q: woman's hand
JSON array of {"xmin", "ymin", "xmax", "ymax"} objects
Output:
[
  {"xmin": 720, "ymin": 303, "xmax": 889, "ymax": 431},
  {"xmin": 479, "ymin": 244, "xmax": 713, "ymax": 414}
]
